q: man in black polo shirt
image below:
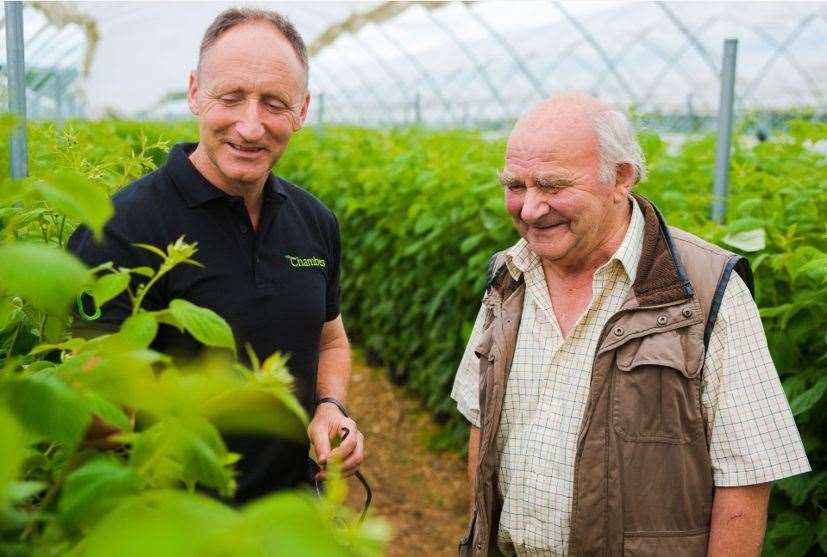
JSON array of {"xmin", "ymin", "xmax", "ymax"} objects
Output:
[{"xmin": 67, "ymin": 8, "xmax": 363, "ymax": 501}]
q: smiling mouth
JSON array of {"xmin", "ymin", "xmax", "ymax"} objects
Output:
[
  {"xmin": 533, "ymin": 221, "xmax": 567, "ymax": 230},
  {"xmin": 227, "ymin": 142, "xmax": 265, "ymax": 154}
]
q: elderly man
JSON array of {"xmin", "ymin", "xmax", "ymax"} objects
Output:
[
  {"xmin": 68, "ymin": 8, "xmax": 363, "ymax": 501},
  {"xmin": 452, "ymin": 94, "xmax": 809, "ymax": 556}
]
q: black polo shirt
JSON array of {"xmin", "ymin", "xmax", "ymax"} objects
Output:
[{"xmin": 67, "ymin": 143, "xmax": 341, "ymax": 501}]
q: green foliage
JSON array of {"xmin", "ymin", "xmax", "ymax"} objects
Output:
[
  {"xmin": 0, "ymin": 121, "xmax": 386, "ymax": 556},
  {"xmin": 275, "ymin": 124, "xmax": 825, "ymax": 554}
]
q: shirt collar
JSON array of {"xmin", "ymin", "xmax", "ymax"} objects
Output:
[
  {"xmin": 165, "ymin": 142, "xmax": 287, "ymax": 208},
  {"xmin": 504, "ymin": 196, "xmax": 644, "ymax": 282}
]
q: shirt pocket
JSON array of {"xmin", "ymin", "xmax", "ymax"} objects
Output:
[{"xmin": 612, "ymin": 329, "xmax": 704, "ymax": 444}]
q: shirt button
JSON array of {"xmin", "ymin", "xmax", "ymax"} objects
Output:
[
  {"xmin": 657, "ymin": 315, "xmax": 668, "ymax": 326},
  {"xmin": 613, "ymin": 327, "xmax": 624, "ymax": 336},
  {"xmin": 682, "ymin": 308, "xmax": 693, "ymax": 318},
  {"xmin": 239, "ymin": 224, "xmax": 249, "ymax": 234}
]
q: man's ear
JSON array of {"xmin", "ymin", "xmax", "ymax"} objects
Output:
[
  {"xmin": 613, "ymin": 162, "xmax": 635, "ymax": 203},
  {"xmin": 293, "ymin": 90, "xmax": 311, "ymax": 131},
  {"xmin": 187, "ymin": 70, "xmax": 199, "ymax": 115}
]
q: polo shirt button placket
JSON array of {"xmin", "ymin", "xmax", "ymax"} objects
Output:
[{"xmin": 239, "ymin": 224, "xmax": 249, "ymax": 234}]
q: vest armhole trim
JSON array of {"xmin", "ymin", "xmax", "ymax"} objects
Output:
[{"xmin": 703, "ymin": 254, "xmax": 751, "ymax": 349}]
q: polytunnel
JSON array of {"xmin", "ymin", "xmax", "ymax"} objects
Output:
[{"xmin": 2, "ymin": 1, "xmax": 826, "ymax": 129}]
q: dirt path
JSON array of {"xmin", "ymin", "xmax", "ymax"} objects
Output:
[{"xmin": 343, "ymin": 355, "xmax": 469, "ymax": 557}]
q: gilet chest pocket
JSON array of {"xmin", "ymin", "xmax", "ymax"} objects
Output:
[{"xmin": 612, "ymin": 330, "xmax": 704, "ymax": 444}]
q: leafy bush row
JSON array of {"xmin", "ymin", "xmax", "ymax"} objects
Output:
[
  {"xmin": 275, "ymin": 123, "xmax": 826, "ymax": 556},
  {"xmin": 0, "ymin": 119, "xmax": 385, "ymax": 556}
]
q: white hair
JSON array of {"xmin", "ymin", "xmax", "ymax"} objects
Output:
[{"xmin": 594, "ymin": 109, "xmax": 647, "ymax": 186}]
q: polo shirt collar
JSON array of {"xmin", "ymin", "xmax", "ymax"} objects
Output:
[
  {"xmin": 166, "ymin": 142, "xmax": 287, "ymax": 208},
  {"xmin": 504, "ymin": 195, "xmax": 644, "ymax": 282}
]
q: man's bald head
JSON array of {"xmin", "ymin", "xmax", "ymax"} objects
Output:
[{"xmin": 509, "ymin": 93, "xmax": 646, "ymax": 185}]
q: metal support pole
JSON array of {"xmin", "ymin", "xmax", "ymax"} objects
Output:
[
  {"xmin": 5, "ymin": 1, "xmax": 28, "ymax": 178},
  {"xmin": 414, "ymin": 92, "xmax": 421, "ymax": 126},
  {"xmin": 316, "ymin": 92, "xmax": 325, "ymax": 143},
  {"xmin": 712, "ymin": 39, "xmax": 738, "ymax": 224}
]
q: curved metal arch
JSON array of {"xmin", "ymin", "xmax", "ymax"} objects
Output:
[
  {"xmin": 592, "ymin": 24, "xmax": 661, "ymax": 92},
  {"xmin": 551, "ymin": 1, "xmax": 640, "ymax": 105},
  {"xmin": 655, "ymin": 2, "xmax": 719, "ymax": 76},
  {"xmin": 373, "ymin": 24, "xmax": 460, "ymax": 126},
  {"xmin": 538, "ymin": 38, "xmax": 600, "ymax": 89},
  {"xmin": 29, "ymin": 42, "xmax": 84, "ymax": 93},
  {"xmin": 639, "ymin": 14, "xmax": 721, "ymax": 109},
  {"xmin": 312, "ymin": 58, "xmax": 387, "ymax": 125},
  {"xmin": 347, "ymin": 33, "xmax": 414, "ymax": 112},
  {"xmin": 742, "ymin": 16, "xmax": 823, "ymax": 106},
  {"xmin": 311, "ymin": 63, "xmax": 371, "ymax": 124},
  {"xmin": 323, "ymin": 47, "xmax": 398, "ymax": 123},
  {"xmin": 462, "ymin": 3, "xmax": 545, "ymax": 99},
  {"xmin": 423, "ymin": 8, "xmax": 510, "ymax": 120}
]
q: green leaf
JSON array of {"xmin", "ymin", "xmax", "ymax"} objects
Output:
[
  {"xmin": 721, "ymin": 228, "xmax": 766, "ymax": 252},
  {"xmin": 0, "ymin": 243, "xmax": 89, "ymax": 315},
  {"xmin": 7, "ymin": 480, "xmax": 46, "ymax": 502},
  {"xmin": 32, "ymin": 170, "xmax": 113, "ymax": 239},
  {"xmin": 776, "ymin": 471, "xmax": 827, "ymax": 506},
  {"xmin": 67, "ymin": 490, "xmax": 238, "ymax": 557},
  {"xmin": 58, "ymin": 457, "xmax": 139, "ymax": 531},
  {"xmin": 5, "ymin": 374, "xmax": 91, "ymax": 448},
  {"xmin": 90, "ymin": 272, "xmax": 131, "ymax": 307},
  {"xmin": 789, "ymin": 375, "xmax": 827, "ymax": 416},
  {"xmin": 84, "ymin": 393, "xmax": 132, "ymax": 432},
  {"xmin": 164, "ymin": 299, "xmax": 236, "ymax": 355},
  {"xmin": 130, "ymin": 266, "xmax": 155, "ymax": 278},
  {"xmin": 765, "ymin": 512, "xmax": 816, "ymax": 557},
  {"xmin": 118, "ymin": 312, "xmax": 159, "ymax": 349},
  {"xmin": 0, "ymin": 407, "xmax": 25, "ymax": 508}
]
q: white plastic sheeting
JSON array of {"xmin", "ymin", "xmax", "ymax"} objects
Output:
[{"xmin": 2, "ymin": 1, "xmax": 826, "ymax": 125}]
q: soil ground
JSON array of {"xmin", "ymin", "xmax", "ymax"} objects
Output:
[{"xmin": 343, "ymin": 355, "xmax": 469, "ymax": 557}]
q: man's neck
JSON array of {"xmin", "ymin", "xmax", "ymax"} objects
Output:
[{"xmin": 189, "ymin": 145, "xmax": 266, "ymax": 229}]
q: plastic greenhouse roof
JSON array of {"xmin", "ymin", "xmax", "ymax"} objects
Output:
[{"xmin": 3, "ymin": 1, "xmax": 826, "ymax": 125}]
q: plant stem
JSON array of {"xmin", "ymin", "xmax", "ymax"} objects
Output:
[{"xmin": 20, "ymin": 450, "xmax": 82, "ymax": 541}]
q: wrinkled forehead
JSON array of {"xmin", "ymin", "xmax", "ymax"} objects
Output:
[{"xmin": 505, "ymin": 116, "xmax": 600, "ymax": 174}]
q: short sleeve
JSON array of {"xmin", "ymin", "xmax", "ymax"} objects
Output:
[
  {"xmin": 703, "ymin": 273, "xmax": 811, "ymax": 486},
  {"xmin": 451, "ymin": 302, "xmax": 487, "ymax": 428},
  {"xmin": 324, "ymin": 212, "xmax": 341, "ymax": 321}
]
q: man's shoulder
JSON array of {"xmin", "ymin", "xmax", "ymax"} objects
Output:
[
  {"xmin": 667, "ymin": 226, "xmax": 734, "ymax": 260},
  {"xmin": 110, "ymin": 167, "xmax": 174, "ymax": 214},
  {"xmin": 276, "ymin": 176, "xmax": 336, "ymax": 223}
]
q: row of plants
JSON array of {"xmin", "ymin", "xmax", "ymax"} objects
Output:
[
  {"xmin": 275, "ymin": 123, "xmax": 826, "ymax": 556},
  {"xmin": 0, "ymin": 118, "xmax": 385, "ymax": 556},
  {"xmin": 4, "ymin": 117, "xmax": 822, "ymax": 555}
]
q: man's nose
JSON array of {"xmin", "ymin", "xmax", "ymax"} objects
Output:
[
  {"xmin": 236, "ymin": 100, "xmax": 265, "ymax": 142},
  {"xmin": 520, "ymin": 187, "xmax": 550, "ymax": 223}
]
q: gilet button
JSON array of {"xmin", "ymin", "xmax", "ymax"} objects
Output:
[
  {"xmin": 613, "ymin": 327, "xmax": 624, "ymax": 336},
  {"xmin": 682, "ymin": 308, "xmax": 693, "ymax": 318},
  {"xmin": 657, "ymin": 315, "xmax": 668, "ymax": 326}
]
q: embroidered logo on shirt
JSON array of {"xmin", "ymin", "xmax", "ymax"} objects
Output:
[{"xmin": 284, "ymin": 255, "xmax": 326, "ymax": 268}]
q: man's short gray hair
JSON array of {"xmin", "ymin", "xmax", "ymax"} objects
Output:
[
  {"xmin": 595, "ymin": 109, "xmax": 647, "ymax": 185},
  {"xmin": 199, "ymin": 8, "xmax": 308, "ymax": 85}
]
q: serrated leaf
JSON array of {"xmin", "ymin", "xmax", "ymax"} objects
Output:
[
  {"xmin": 84, "ymin": 393, "xmax": 132, "ymax": 432},
  {"xmin": 130, "ymin": 266, "xmax": 155, "ymax": 278},
  {"xmin": 118, "ymin": 312, "xmax": 159, "ymax": 349},
  {"xmin": 0, "ymin": 243, "xmax": 89, "ymax": 315},
  {"xmin": 58, "ymin": 457, "xmax": 139, "ymax": 531},
  {"xmin": 790, "ymin": 375, "xmax": 827, "ymax": 416},
  {"xmin": 67, "ymin": 490, "xmax": 238, "ymax": 557},
  {"xmin": 134, "ymin": 242, "xmax": 167, "ymax": 260},
  {"xmin": 165, "ymin": 299, "xmax": 236, "ymax": 355},
  {"xmin": 32, "ymin": 171, "xmax": 113, "ymax": 239},
  {"xmin": 5, "ymin": 374, "xmax": 91, "ymax": 447},
  {"xmin": 721, "ymin": 228, "xmax": 766, "ymax": 252},
  {"xmin": 90, "ymin": 272, "xmax": 131, "ymax": 307}
]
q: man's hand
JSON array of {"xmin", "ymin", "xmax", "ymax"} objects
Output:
[{"xmin": 308, "ymin": 401, "xmax": 364, "ymax": 480}]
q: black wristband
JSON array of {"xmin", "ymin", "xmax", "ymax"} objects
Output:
[{"xmin": 316, "ymin": 396, "xmax": 349, "ymax": 418}]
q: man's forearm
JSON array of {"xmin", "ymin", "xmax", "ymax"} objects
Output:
[
  {"xmin": 316, "ymin": 344, "xmax": 351, "ymax": 402},
  {"xmin": 707, "ymin": 483, "xmax": 771, "ymax": 557},
  {"xmin": 316, "ymin": 316, "xmax": 352, "ymax": 404}
]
